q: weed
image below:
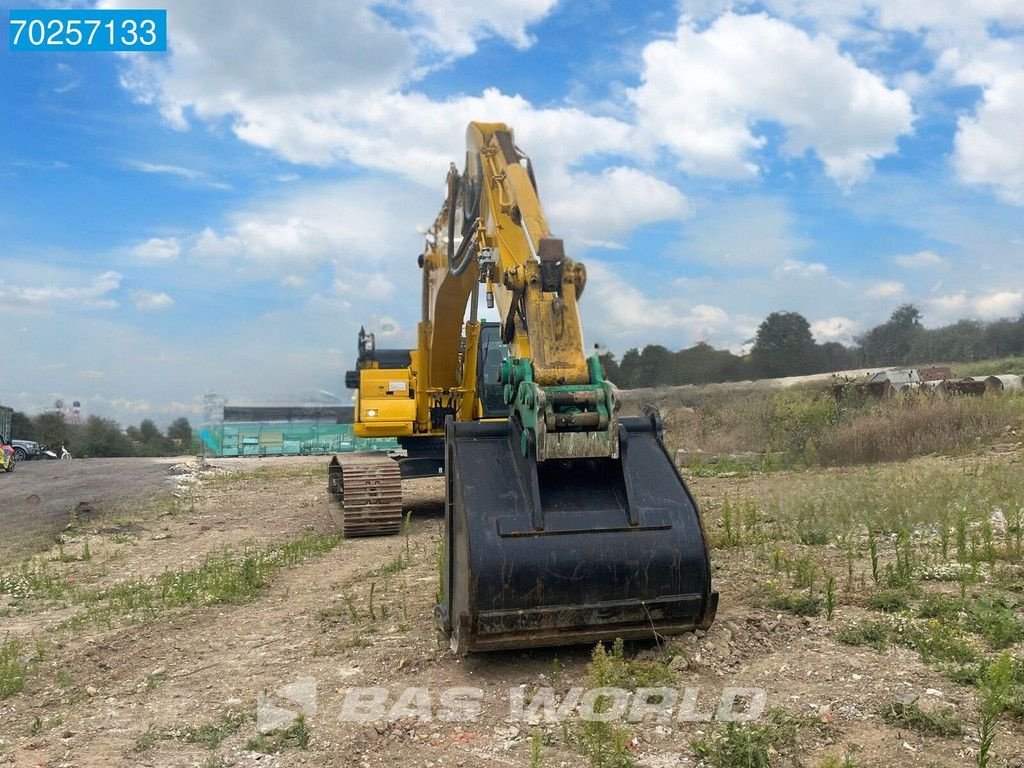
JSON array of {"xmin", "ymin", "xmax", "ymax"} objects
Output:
[
  {"xmin": 837, "ymin": 620, "xmax": 889, "ymax": 652},
  {"xmin": 61, "ymin": 533, "xmax": 342, "ymax": 630},
  {"xmin": 978, "ymin": 653, "xmax": 1014, "ymax": 768},
  {"xmin": 691, "ymin": 710, "xmax": 803, "ymax": 768},
  {"xmin": 970, "ymin": 597, "xmax": 1024, "ymax": 650},
  {"xmin": 918, "ymin": 594, "xmax": 964, "ymax": 622},
  {"xmin": 373, "ymin": 553, "xmax": 409, "ymax": 578},
  {"xmin": 867, "ymin": 590, "xmax": 910, "ymax": 613},
  {"xmin": 247, "ymin": 715, "xmax": 311, "ymax": 753},
  {"xmin": 767, "ymin": 589, "xmax": 823, "ymax": 617},
  {"xmin": 824, "ymin": 575, "xmax": 837, "ymax": 621},
  {"xmin": 880, "ymin": 698, "xmax": 962, "ymax": 737},
  {"xmin": 561, "ymin": 642, "xmax": 641, "ymax": 768},
  {"xmin": 531, "ymin": 730, "xmax": 545, "ymax": 768},
  {"xmin": 818, "ymin": 754, "xmax": 859, "ymax": 768},
  {"xmin": 884, "ymin": 531, "xmax": 914, "ymax": 587},
  {"xmin": 721, "ymin": 498, "xmax": 741, "ymax": 547},
  {"xmin": 693, "ymin": 722, "xmax": 771, "ymax": 768},
  {"xmin": 0, "ymin": 637, "xmax": 26, "ymax": 699},
  {"xmin": 868, "ymin": 532, "xmax": 879, "ymax": 585},
  {"xmin": 81, "ymin": 540, "xmax": 91, "ymax": 562},
  {"xmin": 590, "ymin": 639, "xmax": 674, "ymax": 689},
  {"xmin": 173, "ymin": 709, "xmax": 250, "ymax": 748},
  {"xmin": 550, "ymin": 657, "xmax": 563, "ymax": 688},
  {"xmin": 146, "ymin": 670, "xmax": 165, "ymax": 689},
  {"xmin": 791, "ymin": 554, "xmax": 817, "ymax": 589},
  {"xmin": 134, "ymin": 724, "xmax": 159, "ymax": 752}
]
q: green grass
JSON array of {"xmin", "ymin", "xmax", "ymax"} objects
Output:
[
  {"xmin": 172, "ymin": 709, "xmax": 250, "ymax": 748},
  {"xmin": 134, "ymin": 724, "xmax": 160, "ymax": 752},
  {"xmin": 135, "ymin": 709, "xmax": 253, "ymax": 753},
  {"xmin": 978, "ymin": 653, "xmax": 1015, "ymax": 768},
  {"xmin": 59, "ymin": 532, "xmax": 343, "ymax": 630},
  {"xmin": 246, "ymin": 715, "xmax": 311, "ymax": 753},
  {"xmin": 955, "ymin": 356, "xmax": 1024, "ymax": 377},
  {"xmin": 645, "ymin": 380, "xmax": 1024, "ymax": 468},
  {"xmin": 837, "ymin": 620, "xmax": 890, "ymax": 652},
  {"xmin": 764, "ymin": 588, "xmax": 823, "ymax": 617},
  {"xmin": 691, "ymin": 710, "xmax": 814, "ymax": 768},
  {"xmin": 560, "ymin": 641, "xmax": 646, "ymax": 768},
  {"xmin": 0, "ymin": 637, "xmax": 26, "ymax": 699},
  {"xmin": 880, "ymin": 699, "xmax": 962, "ymax": 737},
  {"xmin": 867, "ymin": 589, "xmax": 911, "ymax": 613}
]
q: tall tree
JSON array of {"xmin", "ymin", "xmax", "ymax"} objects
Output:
[
  {"xmin": 858, "ymin": 303, "xmax": 924, "ymax": 365},
  {"xmin": 10, "ymin": 411, "xmax": 33, "ymax": 441},
  {"xmin": 751, "ymin": 311, "xmax": 817, "ymax": 378},
  {"xmin": 32, "ymin": 411, "xmax": 69, "ymax": 450},
  {"xmin": 167, "ymin": 417, "xmax": 193, "ymax": 449}
]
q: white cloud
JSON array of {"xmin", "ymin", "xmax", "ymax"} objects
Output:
[
  {"xmin": 865, "ymin": 280, "xmax": 905, "ymax": 298},
  {"xmin": 131, "ymin": 290, "xmax": 175, "ymax": 311},
  {"xmin": 333, "ymin": 273, "xmax": 394, "ymax": 300},
  {"xmin": 191, "ymin": 228, "xmax": 242, "ymax": 263},
  {"xmin": 103, "ymin": 0, "xmax": 416, "ymax": 128},
  {"xmin": 405, "ymin": 0, "xmax": 558, "ymax": 57},
  {"xmin": 928, "ymin": 289, "xmax": 1024, "ymax": 323},
  {"xmin": 0, "ymin": 270, "xmax": 121, "ymax": 310},
  {"xmin": 775, "ymin": 259, "xmax": 828, "ymax": 278},
  {"xmin": 128, "ymin": 160, "xmax": 231, "ymax": 189},
  {"xmin": 811, "ymin": 316, "xmax": 859, "ymax": 344},
  {"xmin": 133, "ymin": 236, "xmax": 181, "ymax": 262},
  {"xmin": 582, "ymin": 260, "xmax": 753, "ymax": 351},
  {"xmin": 186, "ymin": 180, "xmax": 435, "ymax": 273},
  {"xmin": 953, "ymin": 69, "xmax": 1024, "ymax": 205},
  {"xmin": 546, "ymin": 167, "xmax": 692, "ymax": 246},
  {"xmin": 281, "ymin": 275, "xmax": 307, "ymax": 289},
  {"xmin": 894, "ymin": 249, "xmax": 947, "ymax": 268},
  {"xmin": 629, "ymin": 12, "xmax": 914, "ymax": 185}
]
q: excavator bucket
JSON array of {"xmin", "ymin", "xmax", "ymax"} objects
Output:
[{"xmin": 439, "ymin": 411, "xmax": 717, "ymax": 653}]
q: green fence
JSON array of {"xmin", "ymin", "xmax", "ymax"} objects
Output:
[{"xmin": 198, "ymin": 421, "xmax": 397, "ymax": 457}]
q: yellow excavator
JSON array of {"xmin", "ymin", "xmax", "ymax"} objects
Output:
[{"xmin": 329, "ymin": 122, "xmax": 717, "ymax": 652}]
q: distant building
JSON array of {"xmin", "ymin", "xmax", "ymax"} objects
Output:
[{"xmin": 198, "ymin": 399, "xmax": 395, "ymax": 457}]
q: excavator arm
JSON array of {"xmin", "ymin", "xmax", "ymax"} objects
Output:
[
  {"xmin": 448, "ymin": 123, "xmax": 618, "ymax": 461},
  {"xmin": 436, "ymin": 123, "xmax": 717, "ymax": 652},
  {"xmin": 333, "ymin": 122, "xmax": 716, "ymax": 652}
]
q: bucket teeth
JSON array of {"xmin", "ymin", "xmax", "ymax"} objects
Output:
[{"xmin": 328, "ymin": 452, "xmax": 403, "ymax": 537}]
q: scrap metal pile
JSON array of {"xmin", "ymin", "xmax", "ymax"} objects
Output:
[{"xmin": 831, "ymin": 369, "xmax": 1022, "ymax": 401}]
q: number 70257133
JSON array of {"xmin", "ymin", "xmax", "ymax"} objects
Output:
[{"xmin": 8, "ymin": 9, "xmax": 166, "ymax": 52}]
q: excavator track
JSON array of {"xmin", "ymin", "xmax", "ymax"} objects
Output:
[{"xmin": 327, "ymin": 452, "xmax": 403, "ymax": 537}]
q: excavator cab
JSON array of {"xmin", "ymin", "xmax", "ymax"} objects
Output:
[{"xmin": 475, "ymin": 322, "xmax": 509, "ymax": 418}]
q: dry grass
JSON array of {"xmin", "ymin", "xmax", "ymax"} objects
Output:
[
  {"xmin": 622, "ymin": 384, "xmax": 1024, "ymax": 468},
  {"xmin": 815, "ymin": 394, "xmax": 1024, "ymax": 466}
]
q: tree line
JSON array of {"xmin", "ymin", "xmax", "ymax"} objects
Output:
[
  {"xmin": 9, "ymin": 411, "xmax": 196, "ymax": 458},
  {"xmin": 601, "ymin": 305, "xmax": 1024, "ymax": 389}
]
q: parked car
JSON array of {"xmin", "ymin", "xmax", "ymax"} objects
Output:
[
  {"xmin": 0, "ymin": 435, "xmax": 15, "ymax": 473},
  {"xmin": 11, "ymin": 439, "xmax": 41, "ymax": 461}
]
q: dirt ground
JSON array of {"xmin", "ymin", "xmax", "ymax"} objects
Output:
[
  {"xmin": 0, "ymin": 457, "xmax": 185, "ymax": 561},
  {"xmin": 0, "ymin": 454, "xmax": 1021, "ymax": 768}
]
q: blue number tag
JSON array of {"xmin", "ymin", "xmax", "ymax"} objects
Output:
[{"xmin": 8, "ymin": 9, "xmax": 167, "ymax": 52}]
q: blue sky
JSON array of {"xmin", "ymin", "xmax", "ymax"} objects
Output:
[{"xmin": 2, "ymin": 0, "xmax": 1023, "ymax": 425}]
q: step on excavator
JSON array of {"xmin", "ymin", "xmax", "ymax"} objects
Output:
[{"xmin": 330, "ymin": 122, "xmax": 717, "ymax": 652}]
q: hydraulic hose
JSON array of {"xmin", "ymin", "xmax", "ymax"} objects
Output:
[{"xmin": 449, "ymin": 167, "xmax": 481, "ymax": 278}]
